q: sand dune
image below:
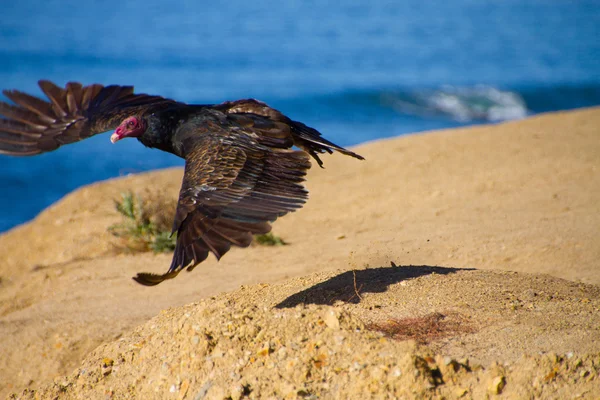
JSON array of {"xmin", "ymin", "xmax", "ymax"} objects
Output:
[{"xmin": 1, "ymin": 108, "xmax": 599, "ymax": 399}]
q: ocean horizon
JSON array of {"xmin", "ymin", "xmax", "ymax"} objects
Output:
[{"xmin": 1, "ymin": 0, "xmax": 599, "ymax": 232}]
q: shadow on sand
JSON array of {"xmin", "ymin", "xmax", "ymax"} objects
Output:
[{"xmin": 276, "ymin": 262, "xmax": 475, "ymax": 308}]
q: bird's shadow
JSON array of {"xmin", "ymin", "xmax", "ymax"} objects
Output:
[{"xmin": 276, "ymin": 263, "xmax": 474, "ymax": 308}]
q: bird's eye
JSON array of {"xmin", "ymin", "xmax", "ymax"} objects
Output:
[{"xmin": 128, "ymin": 120, "xmax": 135, "ymax": 127}]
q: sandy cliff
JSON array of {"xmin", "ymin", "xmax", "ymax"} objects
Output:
[{"xmin": 1, "ymin": 108, "xmax": 599, "ymax": 399}]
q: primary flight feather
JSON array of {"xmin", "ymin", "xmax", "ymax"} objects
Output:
[{"xmin": 0, "ymin": 80, "xmax": 364, "ymax": 286}]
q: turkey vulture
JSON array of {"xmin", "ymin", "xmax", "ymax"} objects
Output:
[{"xmin": 0, "ymin": 80, "xmax": 363, "ymax": 286}]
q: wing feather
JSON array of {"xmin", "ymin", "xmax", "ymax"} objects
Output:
[
  {"xmin": 0, "ymin": 102, "xmax": 49, "ymax": 129},
  {"xmin": 3, "ymin": 89, "xmax": 57, "ymax": 122},
  {"xmin": 217, "ymin": 98, "xmax": 365, "ymax": 167},
  {"xmin": 0, "ymin": 80, "xmax": 175, "ymax": 156},
  {"xmin": 133, "ymin": 126, "xmax": 310, "ymax": 286},
  {"xmin": 38, "ymin": 80, "xmax": 69, "ymax": 117},
  {"xmin": 66, "ymin": 82, "xmax": 83, "ymax": 114}
]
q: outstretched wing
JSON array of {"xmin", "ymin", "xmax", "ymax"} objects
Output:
[
  {"xmin": 133, "ymin": 124, "xmax": 311, "ymax": 286},
  {"xmin": 217, "ymin": 98, "xmax": 365, "ymax": 167},
  {"xmin": 0, "ymin": 80, "xmax": 175, "ymax": 155}
]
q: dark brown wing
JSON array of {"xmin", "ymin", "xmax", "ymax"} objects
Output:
[
  {"xmin": 216, "ymin": 98, "xmax": 364, "ymax": 167},
  {"xmin": 133, "ymin": 126, "xmax": 311, "ymax": 286},
  {"xmin": 0, "ymin": 80, "xmax": 175, "ymax": 155}
]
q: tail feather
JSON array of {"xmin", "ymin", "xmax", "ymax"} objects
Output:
[{"xmin": 290, "ymin": 120, "xmax": 364, "ymax": 168}]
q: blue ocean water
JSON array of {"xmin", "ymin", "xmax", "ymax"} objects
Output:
[{"xmin": 1, "ymin": 0, "xmax": 599, "ymax": 232}]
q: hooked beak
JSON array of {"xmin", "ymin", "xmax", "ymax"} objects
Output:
[{"xmin": 110, "ymin": 127, "xmax": 123, "ymax": 144}]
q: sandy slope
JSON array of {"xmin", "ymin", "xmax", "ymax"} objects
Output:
[{"xmin": 1, "ymin": 108, "xmax": 599, "ymax": 398}]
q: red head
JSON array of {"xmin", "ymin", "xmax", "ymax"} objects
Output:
[{"xmin": 110, "ymin": 116, "xmax": 146, "ymax": 143}]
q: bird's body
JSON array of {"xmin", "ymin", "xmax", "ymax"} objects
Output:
[{"xmin": 0, "ymin": 81, "xmax": 363, "ymax": 285}]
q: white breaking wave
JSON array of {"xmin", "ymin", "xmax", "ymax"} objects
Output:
[{"xmin": 381, "ymin": 85, "xmax": 529, "ymax": 122}]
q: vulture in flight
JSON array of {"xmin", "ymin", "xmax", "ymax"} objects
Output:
[{"xmin": 0, "ymin": 80, "xmax": 363, "ymax": 286}]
